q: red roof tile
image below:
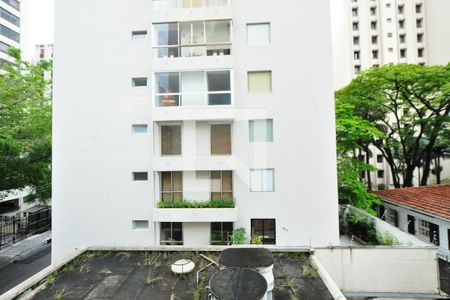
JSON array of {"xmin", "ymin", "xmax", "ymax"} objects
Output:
[{"xmin": 373, "ymin": 184, "xmax": 450, "ymax": 220}]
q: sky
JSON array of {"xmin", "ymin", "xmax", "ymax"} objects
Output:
[{"xmin": 21, "ymin": 0, "xmax": 55, "ymax": 61}]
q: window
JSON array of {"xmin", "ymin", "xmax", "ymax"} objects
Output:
[
  {"xmin": 400, "ymin": 49, "xmax": 406, "ymax": 58},
  {"xmin": 160, "ymin": 222, "xmax": 183, "ymax": 245},
  {"xmin": 354, "ymin": 51, "xmax": 360, "ymax": 60},
  {"xmin": 399, "ymin": 20, "xmax": 405, "ymax": 29},
  {"xmin": 161, "ymin": 125, "xmax": 182, "ymax": 155},
  {"xmin": 153, "ymin": 20, "xmax": 231, "ymax": 58},
  {"xmin": 377, "ymin": 170, "xmax": 385, "ymax": 178},
  {"xmin": 415, "ymin": 3, "xmax": 422, "ymax": 13},
  {"xmin": 372, "ymin": 50, "xmax": 378, "ymax": 59},
  {"xmin": 247, "ymin": 23, "xmax": 270, "ymax": 46},
  {"xmin": 132, "ymin": 124, "xmax": 148, "ymax": 134},
  {"xmin": 377, "ymin": 155, "xmax": 383, "ymax": 163},
  {"xmin": 388, "ymin": 47, "xmax": 393, "ymax": 53},
  {"xmin": 371, "ymin": 21, "xmax": 377, "ymax": 30},
  {"xmin": 387, "ymin": 18, "xmax": 392, "ymax": 23},
  {"xmin": 352, "ymin": 8, "xmax": 358, "ymax": 17},
  {"xmin": 387, "ymin": 32, "xmax": 393, "ymax": 38},
  {"xmin": 161, "ymin": 171, "xmax": 183, "ymax": 201},
  {"xmin": 211, "ymin": 222, "xmax": 233, "ymax": 245},
  {"xmin": 251, "ymin": 219, "xmax": 276, "ymax": 245},
  {"xmin": 0, "ymin": 41, "xmax": 10, "ymax": 53},
  {"xmin": 370, "ymin": 7, "xmax": 377, "ymax": 16},
  {"xmin": 211, "ymin": 124, "xmax": 231, "ymax": 155},
  {"xmin": 353, "ymin": 36, "xmax": 359, "ymax": 45},
  {"xmin": 132, "ymin": 31, "xmax": 147, "ymax": 40},
  {"xmin": 417, "ymin": 33, "xmax": 424, "ymax": 43},
  {"xmin": 399, "ymin": 34, "xmax": 406, "ymax": 43},
  {"xmin": 250, "ymin": 169, "xmax": 274, "ymax": 192},
  {"xmin": 0, "ymin": 24, "xmax": 20, "ymax": 42},
  {"xmin": 352, "ymin": 22, "xmax": 359, "ymax": 31},
  {"xmin": 354, "ymin": 65, "xmax": 361, "ymax": 74},
  {"xmin": 398, "ymin": 5, "xmax": 404, "ymax": 14},
  {"xmin": 155, "ymin": 71, "xmax": 232, "ymax": 107},
  {"xmin": 416, "ymin": 19, "xmax": 423, "ymax": 28},
  {"xmin": 248, "ymin": 71, "xmax": 272, "ymax": 93},
  {"xmin": 0, "ymin": 7, "xmax": 20, "ymax": 27},
  {"xmin": 132, "ymin": 77, "xmax": 148, "ymax": 87},
  {"xmin": 407, "ymin": 215, "xmax": 416, "ymax": 235},
  {"xmin": 133, "ymin": 172, "xmax": 148, "ymax": 181},
  {"xmin": 418, "ymin": 48, "xmax": 424, "ymax": 58},
  {"xmin": 448, "ymin": 229, "xmax": 450, "ymax": 250},
  {"xmin": 133, "ymin": 220, "xmax": 149, "ymax": 230},
  {"xmin": 371, "ymin": 35, "xmax": 378, "ymax": 44},
  {"xmin": 211, "ymin": 171, "xmax": 233, "ymax": 200},
  {"xmin": 249, "ymin": 119, "xmax": 273, "ymax": 143},
  {"xmin": 387, "ymin": 208, "xmax": 398, "ymax": 227},
  {"xmin": 1, "ymin": 0, "xmax": 20, "ymax": 11},
  {"xmin": 419, "ymin": 220, "xmax": 440, "ymax": 245},
  {"xmin": 386, "ymin": 3, "xmax": 391, "ymax": 8}
]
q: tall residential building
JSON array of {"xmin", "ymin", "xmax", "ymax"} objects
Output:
[
  {"xmin": 53, "ymin": 0, "xmax": 339, "ymax": 261},
  {"xmin": 34, "ymin": 43, "xmax": 53, "ymax": 62},
  {"xmin": 0, "ymin": 0, "xmax": 20, "ymax": 68},
  {"xmin": 332, "ymin": 0, "xmax": 450, "ymax": 90}
]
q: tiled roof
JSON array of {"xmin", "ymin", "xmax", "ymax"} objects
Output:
[{"xmin": 373, "ymin": 185, "xmax": 450, "ymax": 220}]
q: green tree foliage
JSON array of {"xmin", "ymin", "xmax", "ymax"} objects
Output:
[
  {"xmin": 336, "ymin": 64, "xmax": 450, "ymax": 187},
  {"xmin": 0, "ymin": 48, "xmax": 52, "ymax": 203},
  {"xmin": 336, "ymin": 103, "xmax": 382, "ymax": 213}
]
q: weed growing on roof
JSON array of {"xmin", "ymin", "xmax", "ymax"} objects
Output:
[{"xmin": 100, "ymin": 267, "xmax": 112, "ymax": 275}]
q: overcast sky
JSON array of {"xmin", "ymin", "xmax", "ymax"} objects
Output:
[{"xmin": 21, "ymin": 0, "xmax": 55, "ymax": 61}]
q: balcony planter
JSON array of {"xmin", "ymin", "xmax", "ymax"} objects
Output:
[{"xmin": 153, "ymin": 200, "xmax": 237, "ymax": 222}]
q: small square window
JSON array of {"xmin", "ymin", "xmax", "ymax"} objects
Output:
[
  {"xmin": 132, "ymin": 124, "xmax": 148, "ymax": 134},
  {"xmin": 387, "ymin": 32, "xmax": 393, "ymax": 38},
  {"xmin": 133, "ymin": 220, "xmax": 149, "ymax": 230},
  {"xmin": 377, "ymin": 155, "xmax": 383, "ymax": 163},
  {"xmin": 249, "ymin": 119, "xmax": 273, "ymax": 142},
  {"xmin": 250, "ymin": 169, "xmax": 274, "ymax": 192},
  {"xmin": 248, "ymin": 71, "xmax": 272, "ymax": 93},
  {"xmin": 388, "ymin": 47, "xmax": 394, "ymax": 53},
  {"xmin": 133, "ymin": 172, "xmax": 148, "ymax": 181},
  {"xmin": 132, "ymin": 31, "xmax": 148, "ymax": 40},
  {"xmin": 247, "ymin": 23, "xmax": 270, "ymax": 46},
  {"xmin": 377, "ymin": 170, "xmax": 385, "ymax": 178},
  {"xmin": 133, "ymin": 77, "xmax": 148, "ymax": 87}
]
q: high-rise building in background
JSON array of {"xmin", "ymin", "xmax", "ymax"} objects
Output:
[
  {"xmin": 52, "ymin": 0, "xmax": 340, "ymax": 261},
  {"xmin": 331, "ymin": 0, "xmax": 450, "ymax": 189},
  {"xmin": 332, "ymin": 0, "xmax": 450, "ymax": 90},
  {"xmin": 0, "ymin": 0, "xmax": 20, "ymax": 68}
]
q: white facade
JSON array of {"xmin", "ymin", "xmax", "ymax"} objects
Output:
[
  {"xmin": 332, "ymin": 0, "xmax": 450, "ymax": 90},
  {"xmin": 53, "ymin": 0, "xmax": 339, "ymax": 262},
  {"xmin": 0, "ymin": 0, "xmax": 20, "ymax": 67},
  {"xmin": 34, "ymin": 43, "xmax": 53, "ymax": 62}
]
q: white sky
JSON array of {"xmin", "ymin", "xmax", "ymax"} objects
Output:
[{"xmin": 21, "ymin": 0, "xmax": 55, "ymax": 61}]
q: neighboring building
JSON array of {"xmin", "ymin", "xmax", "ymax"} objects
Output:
[
  {"xmin": 52, "ymin": 0, "xmax": 340, "ymax": 261},
  {"xmin": 332, "ymin": 0, "xmax": 450, "ymax": 90},
  {"xmin": 0, "ymin": 0, "xmax": 20, "ymax": 68},
  {"xmin": 34, "ymin": 43, "xmax": 53, "ymax": 62},
  {"xmin": 374, "ymin": 184, "xmax": 450, "ymax": 260}
]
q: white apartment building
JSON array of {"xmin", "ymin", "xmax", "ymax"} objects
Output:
[
  {"xmin": 52, "ymin": 0, "xmax": 339, "ymax": 261},
  {"xmin": 0, "ymin": 0, "xmax": 20, "ymax": 68},
  {"xmin": 332, "ymin": 0, "xmax": 450, "ymax": 89},
  {"xmin": 34, "ymin": 43, "xmax": 53, "ymax": 62}
]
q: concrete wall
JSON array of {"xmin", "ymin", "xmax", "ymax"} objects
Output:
[
  {"xmin": 426, "ymin": 0, "xmax": 450, "ymax": 66},
  {"xmin": 315, "ymin": 247, "xmax": 440, "ymax": 294}
]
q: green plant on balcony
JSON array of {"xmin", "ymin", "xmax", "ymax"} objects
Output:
[
  {"xmin": 231, "ymin": 228, "xmax": 246, "ymax": 245},
  {"xmin": 156, "ymin": 199, "xmax": 235, "ymax": 209}
]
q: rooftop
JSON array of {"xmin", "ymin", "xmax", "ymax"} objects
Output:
[
  {"xmin": 374, "ymin": 184, "xmax": 450, "ymax": 220},
  {"xmin": 29, "ymin": 250, "xmax": 333, "ymax": 300}
]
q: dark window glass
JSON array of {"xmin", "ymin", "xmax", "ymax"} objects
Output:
[
  {"xmin": 160, "ymin": 222, "xmax": 183, "ymax": 245},
  {"xmin": 1, "ymin": 0, "xmax": 20, "ymax": 11},
  {"xmin": 251, "ymin": 219, "xmax": 276, "ymax": 245},
  {"xmin": 209, "ymin": 94, "xmax": 231, "ymax": 105},
  {"xmin": 133, "ymin": 172, "xmax": 148, "ymax": 181},
  {"xmin": 132, "ymin": 77, "xmax": 147, "ymax": 87},
  {"xmin": 161, "ymin": 125, "xmax": 182, "ymax": 155},
  {"xmin": 207, "ymin": 71, "xmax": 230, "ymax": 92},
  {"xmin": 211, "ymin": 222, "xmax": 233, "ymax": 245},
  {"xmin": 156, "ymin": 72, "xmax": 180, "ymax": 94},
  {"xmin": 0, "ymin": 40, "xmax": 10, "ymax": 53},
  {"xmin": 0, "ymin": 24, "xmax": 19, "ymax": 42},
  {"xmin": 161, "ymin": 171, "xmax": 183, "ymax": 201}
]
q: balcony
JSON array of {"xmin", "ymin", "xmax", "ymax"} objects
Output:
[
  {"xmin": 152, "ymin": 155, "xmax": 237, "ymax": 171},
  {"xmin": 153, "ymin": 199, "xmax": 237, "ymax": 223},
  {"xmin": 152, "ymin": 0, "xmax": 231, "ymax": 10}
]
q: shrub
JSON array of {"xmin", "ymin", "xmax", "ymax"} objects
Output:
[
  {"xmin": 250, "ymin": 235, "xmax": 263, "ymax": 245},
  {"xmin": 157, "ymin": 199, "xmax": 234, "ymax": 209},
  {"xmin": 232, "ymin": 228, "xmax": 246, "ymax": 245}
]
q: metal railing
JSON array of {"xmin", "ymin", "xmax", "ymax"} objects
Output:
[{"xmin": 0, "ymin": 207, "xmax": 51, "ymax": 249}]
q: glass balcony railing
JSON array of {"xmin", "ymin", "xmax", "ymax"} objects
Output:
[{"xmin": 153, "ymin": 0, "xmax": 231, "ymax": 10}]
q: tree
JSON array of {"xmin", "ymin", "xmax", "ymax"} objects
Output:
[
  {"xmin": 0, "ymin": 48, "xmax": 52, "ymax": 202},
  {"xmin": 335, "ymin": 102, "xmax": 383, "ymax": 214},
  {"xmin": 336, "ymin": 64, "xmax": 450, "ymax": 187}
]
